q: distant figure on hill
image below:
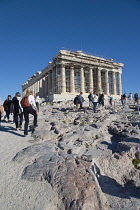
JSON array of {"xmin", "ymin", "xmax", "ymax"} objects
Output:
[
  {"xmin": 22, "ymin": 89, "xmax": 38, "ymax": 137},
  {"xmin": 98, "ymin": 92, "xmax": 104, "ymax": 109},
  {"xmin": 88, "ymin": 92, "xmax": 93, "ymax": 107},
  {"xmin": 92, "ymin": 92, "xmax": 98, "ymax": 113},
  {"xmin": 128, "ymin": 93, "xmax": 133, "ymax": 104},
  {"xmin": 121, "ymin": 93, "xmax": 126, "ymax": 105},
  {"xmin": 3, "ymin": 95, "xmax": 12, "ymax": 122},
  {"xmin": 12, "ymin": 92, "xmax": 23, "ymax": 131},
  {"xmin": 78, "ymin": 92, "xmax": 84, "ymax": 109},
  {"xmin": 35, "ymin": 93, "xmax": 40, "ymax": 112},
  {"xmin": 109, "ymin": 94, "xmax": 113, "ymax": 106},
  {"xmin": 74, "ymin": 95, "xmax": 80, "ymax": 111},
  {"xmin": 134, "ymin": 92, "xmax": 139, "ymax": 105}
]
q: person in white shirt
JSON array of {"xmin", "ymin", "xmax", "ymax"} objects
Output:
[
  {"xmin": 35, "ymin": 93, "xmax": 40, "ymax": 112},
  {"xmin": 92, "ymin": 92, "xmax": 98, "ymax": 113},
  {"xmin": 23, "ymin": 89, "xmax": 38, "ymax": 137}
]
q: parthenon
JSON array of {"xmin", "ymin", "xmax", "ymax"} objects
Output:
[{"xmin": 22, "ymin": 50, "xmax": 124, "ymax": 102}]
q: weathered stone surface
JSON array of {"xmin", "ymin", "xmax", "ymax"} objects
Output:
[{"xmin": 12, "ymin": 102, "xmax": 140, "ymax": 209}]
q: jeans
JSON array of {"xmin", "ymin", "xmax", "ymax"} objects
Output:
[
  {"xmin": 4, "ymin": 111, "xmax": 10, "ymax": 120},
  {"xmin": 93, "ymin": 102, "xmax": 97, "ymax": 113},
  {"xmin": 23, "ymin": 106, "xmax": 37, "ymax": 135}
]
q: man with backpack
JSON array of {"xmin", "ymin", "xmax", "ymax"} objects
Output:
[{"xmin": 74, "ymin": 95, "xmax": 80, "ymax": 111}]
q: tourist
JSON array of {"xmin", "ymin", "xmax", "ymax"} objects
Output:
[
  {"xmin": 128, "ymin": 93, "xmax": 133, "ymax": 104},
  {"xmin": 88, "ymin": 92, "xmax": 93, "ymax": 107},
  {"xmin": 3, "ymin": 95, "xmax": 12, "ymax": 122},
  {"xmin": 35, "ymin": 93, "xmax": 40, "ymax": 112},
  {"xmin": 98, "ymin": 92, "xmax": 104, "ymax": 109},
  {"xmin": 74, "ymin": 95, "xmax": 80, "ymax": 111},
  {"xmin": 92, "ymin": 92, "xmax": 98, "ymax": 113},
  {"xmin": 0, "ymin": 98, "xmax": 4, "ymax": 126},
  {"xmin": 109, "ymin": 94, "xmax": 113, "ymax": 106},
  {"xmin": 22, "ymin": 89, "xmax": 38, "ymax": 137},
  {"xmin": 12, "ymin": 92, "xmax": 23, "ymax": 131},
  {"xmin": 134, "ymin": 92, "xmax": 139, "ymax": 105},
  {"xmin": 121, "ymin": 93, "xmax": 126, "ymax": 105},
  {"xmin": 78, "ymin": 92, "xmax": 84, "ymax": 109}
]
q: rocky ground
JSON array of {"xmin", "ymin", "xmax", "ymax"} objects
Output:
[{"xmin": 1, "ymin": 100, "xmax": 140, "ymax": 210}]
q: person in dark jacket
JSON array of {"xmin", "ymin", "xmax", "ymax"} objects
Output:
[
  {"xmin": 12, "ymin": 92, "xmax": 23, "ymax": 131},
  {"xmin": 3, "ymin": 95, "xmax": 12, "ymax": 122},
  {"xmin": 88, "ymin": 92, "xmax": 93, "ymax": 107},
  {"xmin": 78, "ymin": 92, "xmax": 84, "ymax": 109},
  {"xmin": 98, "ymin": 92, "xmax": 104, "ymax": 109}
]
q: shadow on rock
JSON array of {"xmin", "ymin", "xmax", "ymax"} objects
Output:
[{"xmin": 92, "ymin": 164, "xmax": 140, "ymax": 199}]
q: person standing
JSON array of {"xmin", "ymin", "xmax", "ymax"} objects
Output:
[
  {"xmin": 78, "ymin": 92, "xmax": 84, "ymax": 109},
  {"xmin": 3, "ymin": 95, "xmax": 12, "ymax": 122},
  {"xmin": 109, "ymin": 94, "xmax": 113, "ymax": 106},
  {"xmin": 134, "ymin": 92, "xmax": 139, "ymax": 105},
  {"xmin": 12, "ymin": 92, "xmax": 23, "ymax": 131},
  {"xmin": 88, "ymin": 92, "xmax": 93, "ymax": 107},
  {"xmin": 128, "ymin": 93, "xmax": 133, "ymax": 104},
  {"xmin": 35, "ymin": 93, "xmax": 40, "ymax": 112},
  {"xmin": 98, "ymin": 92, "xmax": 104, "ymax": 109},
  {"xmin": 22, "ymin": 89, "xmax": 38, "ymax": 137},
  {"xmin": 92, "ymin": 92, "xmax": 98, "ymax": 113}
]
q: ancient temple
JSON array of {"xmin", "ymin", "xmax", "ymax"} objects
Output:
[{"xmin": 21, "ymin": 50, "xmax": 124, "ymax": 102}]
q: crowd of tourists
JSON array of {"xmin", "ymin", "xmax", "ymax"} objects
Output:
[
  {"xmin": 120, "ymin": 92, "xmax": 139, "ymax": 105},
  {"xmin": 74, "ymin": 91, "xmax": 106, "ymax": 113},
  {"xmin": 73, "ymin": 91, "xmax": 139, "ymax": 112},
  {"xmin": 0, "ymin": 90, "xmax": 139, "ymax": 134},
  {"xmin": 0, "ymin": 89, "xmax": 40, "ymax": 136}
]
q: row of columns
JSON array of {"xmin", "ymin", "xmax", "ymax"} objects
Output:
[
  {"xmin": 60, "ymin": 65, "xmax": 122, "ymax": 95},
  {"xmin": 23, "ymin": 65, "xmax": 122, "ymax": 96}
]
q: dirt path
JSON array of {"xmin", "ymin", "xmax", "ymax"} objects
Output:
[{"xmin": 0, "ymin": 118, "xmax": 58, "ymax": 210}]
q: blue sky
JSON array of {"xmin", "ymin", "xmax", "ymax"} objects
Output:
[{"xmin": 0, "ymin": 0, "xmax": 140, "ymax": 100}]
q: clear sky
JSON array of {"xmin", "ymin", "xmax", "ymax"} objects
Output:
[{"xmin": 0, "ymin": 0, "xmax": 140, "ymax": 101}]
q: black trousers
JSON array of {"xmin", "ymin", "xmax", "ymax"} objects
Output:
[
  {"xmin": 14, "ymin": 112, "xmax": 23, "ymax": 128},
  {"xmin": 36, "ymin": 102, "xmax": 39, "ymax": 112},
  {"xmin": 23, "ymin": 106, "xmax": 37, "ymax": 135}
]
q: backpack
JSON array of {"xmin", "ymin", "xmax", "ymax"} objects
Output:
[
  {"xmin": 20, "ymin": 96, "xmax": 31, "ymax": 108},
  {"xmin": 74, "ymin": 96, "xmax": 79, "ymax": 105}
]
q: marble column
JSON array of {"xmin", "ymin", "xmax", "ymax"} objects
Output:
[
  {"xmin": 61, "ymin": 64, "xmax": 66, "ymax": 93},
  {"xmin": 118, "ymin": 72, "xmax": 122, "ymax": 95},
  {"xmin": 35, "ymin": 81, "xmax": 38, "ymax": 94},
  {"xmin": 112, "ymin": 71, "xmax": 116, "ymax": 95},
  {"xmin": 44, "ymin": 74, "xmax": 48, "ymax": 96},
  {"xmin": 42, "ymin": 76, "xmax": 46, "ymax": 97},
  {"xmin": 89, "ymin": 67, "xmax": 93, "ymax": 93},
  {"xmin": 70, "ymin": 66, "xmax": 75, "ymax": 93},
  {"xmin": 97, "ymin": 67, "xmax": 102, "ymax": 93},
  {"xmin": 105, "ymin": 70, "xmax": 109, "ymax": 95},
  {"xmin": 80, "ymin": 66, "xmax": 85, "ymax": 93},
  {"xmin": 51, "ymin": 70, "xmax": 55, "ymax": 94},
  {"xmin": 37, "ymin": 80, "xmax": 40, "ymax": 93},
  {"xmin": 39, "ymin": 77, "xmax": 43, "ymax": 97},
  {"xmin": 32, "ymin": 84, "xmax": 35, "ymax": 96}
]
